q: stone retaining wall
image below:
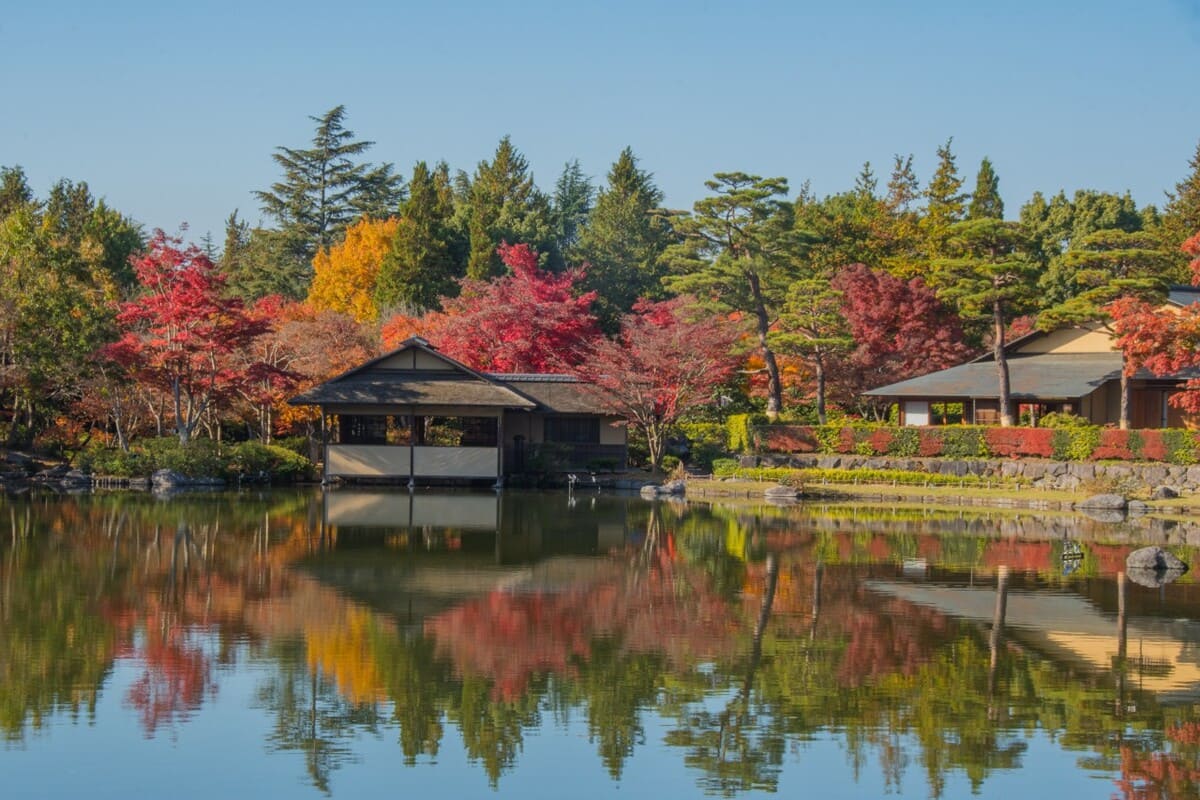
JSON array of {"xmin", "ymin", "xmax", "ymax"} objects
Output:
[{"xmin": 747, "ymin": 453, "xmax": 1200, "ymax": 493}]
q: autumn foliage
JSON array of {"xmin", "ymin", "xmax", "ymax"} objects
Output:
[
  {"xmin": 381, "ymin": 242, "xmax": 600, "ymax": 372},
  {"xmin": 307, "ymin": 216, "xmax": 400, "ymax": 322},
  {"xmin": 100, "ymin": 231, "xmax": 275, "ymax": 444}
]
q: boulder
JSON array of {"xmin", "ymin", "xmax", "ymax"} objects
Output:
[
  {"xmin": 640, "ymin": 479, "xmax": 686, "ymax": 498},
  {"xmin": 1152, "ymin": 485, "xmax": 1180, "ymax": 500},
  {"xmin": 763, "ymin": 484, "xmax": 801, "ymax": 500},
  {"xmin": 1126, "ymin": 546, "xmax": 1188, "ymax": 573},
  {"xmin": 151, "ymin": 469, "xmax": 189, "ymax": 489},
  {"xmin": 1127, "ymin": 500, "xmax": 1150, "ymax": 516},
  {"xmin": 1076, "ymin": 493, "xmax": 1127, "ymax": 511}
]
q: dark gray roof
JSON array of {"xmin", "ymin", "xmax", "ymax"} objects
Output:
[
  {"xmin": 1169, "ymin": 285, "xmax": 1200, "ymax": 307},
  {"xmin": 291, "ymin": 373, "xmax": 536, "ymax": 408},
  {"xmin": 499, "ymin": 378, "xmax": 612, "ymax": 414},
  {"xmin": 488, "ymin": 373, "xmax": 579, "ymax": 383},
  {"xmin": 863, "ymin": 353, "xmax": 1124, "ymax": 399}
]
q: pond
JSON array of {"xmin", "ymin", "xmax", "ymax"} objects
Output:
[{"xmin": 2, "ymin": 488, "xmax": 1199, "ymax": 798}]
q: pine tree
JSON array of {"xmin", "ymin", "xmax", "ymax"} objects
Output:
[
  {"xmin": 854, "ymin": 162, "xmax": 878, "ymax": 199},
  {"xmin": 463, "ymin": 136, "xmax": 557, "ymax": 279},
  {"xmin": 1163, "ymin": 139, "xmax": 1200, "ymax": 250},
  {"xmin": 574, "ymin": 147, "xmax": 673, "ymax": 330},
  {"xmin": 967, "ymin": 157, "xmax": 1004, "ymax": 220},
  {"xmin": 665, "ymin": 172, "xmax": 798, "ymax": 418},
  {"xmin": 375, "ymin": 161, "xmax": 463, "ymax": 314},
  {"xmin": 255, "ymin": 105, "xmax": 403, "ymax": 265},
  {"xmin": 220, "ymin": 210, "xmax": 253, "ymax": 298},
  {"xmin": 885, "ymin": 154, "xmax": 920, "ymax": 212},
  {"xmin": 922, "ymin": 138, "xmax": 967, "ymax": 256},
  {"xmin": 550, "ymin": 159, "xmax": 594, "ymax": 258},
  {"xmin": 931, "ymin": 219, "xmax": 1040, "ymax": 426},
  {"xmin": 0, "ymin": 165, "xmax": 33, "ymax": 218}
]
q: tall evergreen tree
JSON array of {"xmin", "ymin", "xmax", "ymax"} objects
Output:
[
  {"xmin": 885, "ymin": 154, "xmax": 920, "ymax": 212},
  {"xmin": 375, "ymin": 161, "xmax": 463, "ymax": 314},
  {"xmin": 967, "ymin": 157, "xmax": 1004, "ymax": 220},
  {"xmin": 931, "ymin": 219, "xmax": 1040, "ymax": 426},
  {"xmin": 574, "ymin": 147, "xmax": 673, "ymax": 330},
  {"xmin": 0, "ymin": 166, "xmax": 33, "ymax": 218},
  {"xmin": 854, "ymin": 162, "xmax": 878, "ymax": 199},
  {"xmin": 922, "ymin": 138, "xmax": 967, "ymax": 256},
  {"xmin": 1163, "ymin": 139, "xmax": 1200, "ymax": 250},
  {"xmin": 550, "ymin": 159, "xmax": 594, "ymax": 258},
  {"xmin": 255, "ymin": 105, "xmax": 403, "ymax": 275},
  {"xmin": 665, "ymin": 172, "xmax": 799, "ymax": 418},
  {"xmin": 1039, "ymin": 229, "xmax": 1177, "ymax": 428},
  {"xmin": 463, "ymin": 136, "xmax": 557, "ymax": 279},
  {"xmin": 220, "ymin": 210, "xmax": 253, "ymax": 298}
]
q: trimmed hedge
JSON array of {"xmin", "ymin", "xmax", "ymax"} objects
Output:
[
  {"xmin": 711, "ymin": 461, "xmax": 1013, "ymax": 488},
  {"xmin": 751, "ymin": 423, "xmax": 1200, "ymax": 465}
]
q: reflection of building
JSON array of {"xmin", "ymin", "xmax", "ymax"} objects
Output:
[
  {"xmin": 310, "ymin": 490, "xmax": 634, "ymax": 627},
  {"xmin": 290, "ymin": 337, "xmax": 627, "ymax": 484},
  {"xmin": 867, "ymin": 578, "xmax": 1200, "ymax": 701}
]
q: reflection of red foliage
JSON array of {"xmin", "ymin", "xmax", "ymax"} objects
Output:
[
  {"xmin": 1116, "ymin": 744, "xmax": 1200, "ymax": 800},
  {"xmin": 983, "ymin": 541, "xmax": 1053, "ymax": 571},
  {"xmin": 1089, "ymin": 544, "xmax": 1133, "ymax": 577},
  {"xmin": 119, "ymin": 620, "xmax": 215, "ymax": 736},
  {"xmin": 835, "ymin": 598, "xmax": 952, "ymax": 687},
  {"xmin": 426, "ymin": 551, "xmax": 739, "ymax": 701}
]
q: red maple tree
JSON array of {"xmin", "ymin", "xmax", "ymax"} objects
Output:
[
  {"xmin": 380, "ymin": 242, "xmax": 600, "ymax": 372},
  {"xmin": 578, "ymin": 296, "xmax": 740, "ymax": 472},
  {"xmin": 833, "ymin": 264, "xmax": 972, "ymax": 414},
  {"xmin": 101, "ymin": 230, "xmax": 273, "ymax": 444}
]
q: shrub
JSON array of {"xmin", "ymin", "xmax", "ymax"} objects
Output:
[
  {"xmin": 726, "ymin": 414, "xmax": 756, "ymax": 453},
  {"xmin": 660, "ymin": 454, "xmax": 682, "ymax": 473},
  {"xmin": 711, "ymin": 458, "xmax": 739, "ymax": 476},
  {"xmin": 227, "ymin": 442, "xmax": 314, "ymax": 481},
  {"xmin": 1139, "ymin": 430, "xmax": 1168, "ymax": 461},
  {"xmin": 888, "ymin": 427, "xmax": 921, "ymax": 457},
  {"xmin": 678, "ymin": 422, "xmax": 728, "ymax": 470},
  {"xmin": 1051, "ymin": 426, "xmax": 1100, "ymax": 461},
  {"xmin": 1162, "ymin": 429, "xmax": 1198, "ymax": 465},
  {"xmin": 758, "ymin": 425, "xmax": 818, "ymax": 454},
  {"xmin": 1039, "ymin": 412, "xmax": 1094, "ymax": 429},
  {"xmin": 983, "ymin": 427, "xmax": 1055, "ymax": 458},
  {"xmin": 940, "ymin": 427, "xmax": 987, "ymax": 459},
  {"xmin": 1091, "ymin": 429, "xmax": 1136, "ymax": 460},
  {"xmin": 917, "ymin": 429, "xmax": 945, "ymax": 457}
]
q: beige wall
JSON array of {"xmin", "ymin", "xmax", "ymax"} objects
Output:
[
  {"xmin": 328, "ymin": 445, "xmax": 411, "ymax": 477},
  {"xmin": 413, "ymin": 446, "xmax": 498, "ymax": 477},
  {"xmin": 373, "ymin": 349, "xmax": 456, "ymax": 370},
  {"xmin": 326, "ymin": 491, "xmax": 499, "ymax": 529},
  {"xmin": 328, "ymin": 444, "xmax": 498, "ymax": 478},
  {"xmin": 1017, "ymin": 324, "xmax": 1115, "ymax": 354}
]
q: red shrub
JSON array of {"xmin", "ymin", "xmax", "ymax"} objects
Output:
[
  {"xmin": 837, "ymin": 427, "xmax": 856, "ymax": 454},
  {"xmin": 868, "ymin": 428, "xmax": 894, "ymax": 454},
  {"xmin": 918, "ymin": 429, "xmax": 944, "ymax": 456},
  {"xmin": 983, "ymin": 427, "xmax": 1055, "ymax": 458},
  {"xmin": 762, "ymin": 426, "xmax": 817, "ymax": 453},
  {"xmin": 1091, "ymin": 429, "xmax": 1136, "ymax": 460},
  {"xmin": 1139, "ymin": 429, "xmax": 1168, "ymax": 461}
]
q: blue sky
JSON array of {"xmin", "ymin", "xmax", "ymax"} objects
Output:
[{"xmin": 2, "ymin": 0, "xmax": 1199, "ymax": 241}]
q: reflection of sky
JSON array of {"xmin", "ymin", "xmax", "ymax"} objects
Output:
[{"xmin": 0, "ymin": 636, "xmax": 1126, "ymax": 799}]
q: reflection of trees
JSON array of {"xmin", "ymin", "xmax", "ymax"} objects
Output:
[
  {"xmin": 9, "ymin": 492, "xmax": 1200, "ymax": 796},
  {"xmin": 0, "ymin": 499, "xmax": 119, "ymax": 741},
  {"xmin": 256, "ymin": 637, "xmax": 381, "ymax": 794}
]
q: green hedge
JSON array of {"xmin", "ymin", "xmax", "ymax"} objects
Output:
[{"xmin": 710, "ymin": 461, "xmax": 1013, "ymax": 488}]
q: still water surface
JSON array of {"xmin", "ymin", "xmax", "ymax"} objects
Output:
[{"xmin": 2, "ymin": 489, "xmax": 1200, "ymax": 798}]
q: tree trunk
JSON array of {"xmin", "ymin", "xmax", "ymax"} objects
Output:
[
  {"xmin": 993, "ymin": 300, "xmax": 1014, "ymax": 427},
  {"xmin": 173, "ymin": 376, "xmax": 189, "ymax": 445},
  {"xmin": 1119, "ymin": 369, "xmax": 1130, "ymax": 430},
  {"xmin": 815, "ymin": 355, "xmax": 827, "ymax": 425},
  {"xmin": 748, "ymin": 270, "xmax": 783, "ymax": 419}
]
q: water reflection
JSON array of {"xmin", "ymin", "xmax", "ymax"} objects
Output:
[{"xmin": 2, "ymin": 490, "xmax": 1200, "ymax": 798}]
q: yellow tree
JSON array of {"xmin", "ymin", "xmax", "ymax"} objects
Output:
[{"xmin": 306, "ymin": 217, "xmax": 399, "ymax": 322}]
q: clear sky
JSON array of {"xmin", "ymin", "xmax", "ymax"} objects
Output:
[{"xmin": 2, "ymin": 0, "xmax": 1199, "ymax": 241}]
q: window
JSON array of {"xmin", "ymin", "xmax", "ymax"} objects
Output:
[
  {"xmin": 340, "ymin": 415, "xmax": 387, "ymax": 444},
  {"xmin": 339, "ymin": 415, "xmax": 414, "ymax": 445},
  {"xmin": 419, "ymin": 416, "xmax": 498, "ymax": 447},
  {"xmin": 544, "ymin": 416, "xmax": 599, "ymax": 444}
]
